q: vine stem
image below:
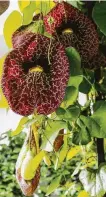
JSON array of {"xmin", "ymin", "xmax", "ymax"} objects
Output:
[{"xmin": 97, "ymin": 138, "xmax": 105, "ymax": 166}]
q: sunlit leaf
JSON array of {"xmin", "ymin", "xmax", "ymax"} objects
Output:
[
  {"xmin": 78, "ymin": 190, "xmax": 90, "ymax": 197},
  {"xmin": 55, "ymin": 144, "xmax": 68, "ymax": 170},
  {"xmin": 67, "ymin": 146, "xmax": 81, "ymax": 160},
  {"xmin": 3, "ymin": 11, "xmax": 22, "ymax": 48},
  {"xmin": 18, "ymin": 0, "xmax": 30, "ymax": 12},
  {"xmin": 43, "ymin": 152, "xmax": 51, "ymax": 166},
  {"xmin": 0, "ymin": 55, "xmax": 6, "ymax": 77},
  {"xmin": 64, "ymin": 86, "xmax": 78, "ymax": 106},
  {"xmin": 21, "ymin": 150, "xmax": 45, "ymax": 180},
  {"xmin": 11, "ymin": 117, "xmax": 29, "ymax": 137},
  {"xmin": 32, "ymin": 150, "xmax": 45, "ymax": 169},
  {"xmin": 79, "ymin": 169, "xmax": 96, "ymax": 194},
  {"xmin": 22, "ymin": 1, "xmax": 36, "ymax": 25},
  {"xmin": 46, "ymin": 176, "xmax": 61, "ymax": 196},
  {"xmin": 68, "ymin": 76, "xmax": 83, "ymax": 89}
]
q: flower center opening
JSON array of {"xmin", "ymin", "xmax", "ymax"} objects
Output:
[
  {"xmin": 29, "ymin": 66, "xmax": 43, "ymax": 73},
  {"xmin": 22, "ymin": 56, "xmax": 50, "ymax": 74},
  {"xmin": 62, "ymin": 28, "xmax": 73, "ymax": 34}
]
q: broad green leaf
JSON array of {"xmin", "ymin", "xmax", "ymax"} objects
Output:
[
  {"xmin": 68, "ymin": 76, "xmax": 83, "ymax": 89},
  {"xmin": 67, "ymin": 146, "xmax": 81, "ymax": 160},
  {"xmin": 79, "ymin": 78, "xmax": 92, "ymax": 94},
  {"xmin": 11, "ymin": 117, "xmax": 29, "ymax": 137},
  {"xmin": 91, "ymin": 101, "xmax": 106, "ymax": 137},
  {"xmin": 64, "ymin": 86, "xmax": 78, "ymax": 106},
  {"xmin": 56, "ymin": 107, "xmax": 66, "ymax": 118},
  {"xmin": 46, "ymin": 176, "xmax": 61, "ymax": 196},
  {"xmin": 18, "ymin": 0, "xmax": 30, "ymax": 12},
  {"xmin": 0, "ymin": 55, "xmax": 9, "ymax": 108},
  {"xmin": 80, "ymin": 115, "xmax": 101, "ymax": 138},
  {"xmin": 79, "ymin": 69, "xmax": 94, "ymax": 94},
  {"xmin": 93, "ymin": 2, "xmax": 106, "ymax": 36},
  {"xmin": 65, "ymin": 47, "xmax": 82, "ymax": 76},
  {"xmin": 3, "ymin": 11, "xmax": 22, "ymax": 48},
  {"xmin": 41, "ymin": 120, "xmax": 67, "ymax": 152},
  {"xmin": 72, "ymin": 117, "xmax": 91, "ymax": 145},
  {"xmin": 64, "ymin": 105, "xmax": 80, "ymax": 121}
]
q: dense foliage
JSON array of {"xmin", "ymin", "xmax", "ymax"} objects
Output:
[{"xmin": 0, "ymin": 132, "xmax": 25, "ymax": 197}]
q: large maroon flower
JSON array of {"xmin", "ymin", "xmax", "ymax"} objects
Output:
[
  {"xmin": 44, "ymin": 2, "xmax": 99, "ymax": 62},
  {"xmin": 82, "ymin": 52, "xmax": 106, "ymax": 69},
  {"xmin": 1, "ymin": 34, "xmax": 69, "ymax": 116}
]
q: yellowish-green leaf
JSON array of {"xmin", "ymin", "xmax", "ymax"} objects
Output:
[
  {"xmin": 0, "ymin": 55, "xmax": 9, "ymax": 108},
  {"xmin": 0, "ymin": 88, "xmax": 8, "ymax": 108},
  {"xmin": 21, "ymin": 150, "xmax": 45, "ymax": 180},
  {"xmin": 46, "ymin": 176, "xmax": 61, "ymax": 196},
  {"xmin": 18, "ymin": 0, "xmax": 30, "ymax": 12},
  {"xmin": 32, "ymin": 123, "xmax": 40, "ymax": 153},
  {"xmin": 43, "ymin": 152, "xmax": 51, "ymax": 166},
  {"xmin": 67, "ymin": 146, "xmax": 81, "ymax": 160},
  {"xmin": 55, "ymin": 145, "xmax": 68, "ymax": 170},
  {"xmin": 11, "ymin": 117, "xmax": 29, "ymax": 137},
  {"xmin": 0, "ymin": 55, "xmax": 6, "ymax": 77},
  {"xmin": 3, "ymin": 11, "xmax": 22, "ymax": 48},
  {"xmin": 78, "ymin": 190, "xmax": 90, "ymax": 197},
  {"xmin": 32, "ymin": 150, "xmax": 45, "ymax": 169},
  {"xmin": 22, "ymin": 1, "xmax": 36, "ymax": 25},
  {"xmin": 21, "ymin": 150, "xmax": 34, "ymax": 180}
]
